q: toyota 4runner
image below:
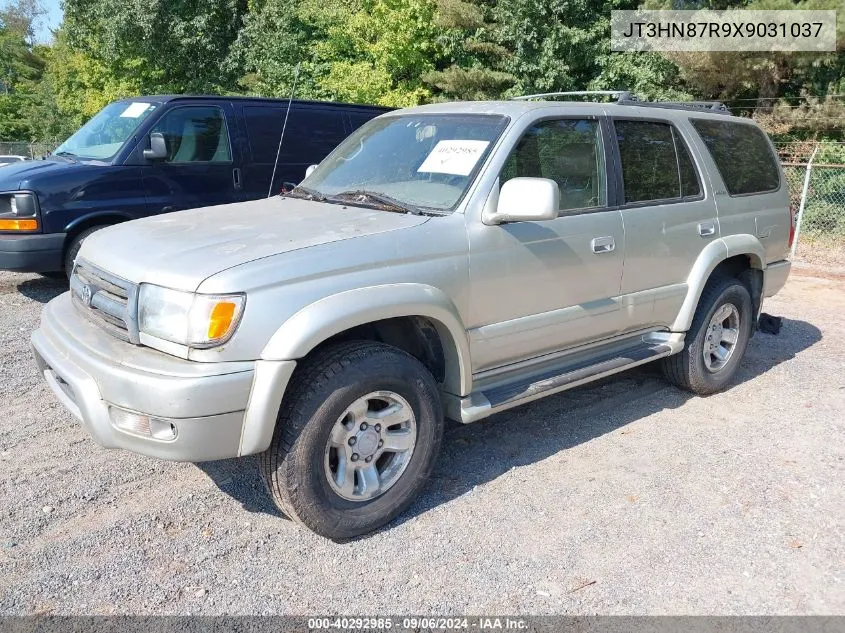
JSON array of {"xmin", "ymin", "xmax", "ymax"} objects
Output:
[{"xmin": 31, "ymin": 93, "xmax": 793, "ymax": 539}]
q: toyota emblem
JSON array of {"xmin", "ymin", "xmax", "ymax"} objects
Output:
[{"xmin": 81, "ymin": 284, "xmax": 93, "ymax": 307}]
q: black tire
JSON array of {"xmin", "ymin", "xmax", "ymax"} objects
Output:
[
  {"xmin": 63, "ymin": 226, "xmax": 105, "ymax": 280},
  {"xmin": 662, "ymin": 276, "xmax": 753, "ymax": 395},
  {"xmin": 260, "ymin": 341, "xmax": 444, "ymax": 539}
]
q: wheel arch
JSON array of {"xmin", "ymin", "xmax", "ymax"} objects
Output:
[
  {"xmin": 260, "ymin": 284, "xmax": 473, "ymax": 396},
  {"xmin": 672, "ymin": 235, "xmax": 765, "ymax": 332}
]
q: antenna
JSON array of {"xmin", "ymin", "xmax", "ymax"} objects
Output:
[{"xmin": 268, "ymin": 63, "xmax": 301, "ymax": 198}]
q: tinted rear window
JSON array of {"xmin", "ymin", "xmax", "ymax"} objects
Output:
[
  {"xmin": 244, "ymin": 106, "xmax": 348, "ymax": 164},
  {"xmin": 690, "ymin": 119, "xmax": 780, "ymax": 195}
]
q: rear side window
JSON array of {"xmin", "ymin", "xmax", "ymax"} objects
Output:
[
  {"xmin": 690, "ymin": 119, "xmax": 780, "ymax": 195},
  {"xmin": 614, "ymin": 120, "xmax": 701, "ymax": 203},
  {"xmin": 244, "ymin": 106, "xmax": 347, "ymax": 164}
]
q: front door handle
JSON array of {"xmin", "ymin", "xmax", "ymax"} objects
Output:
[
  {"xmin": 591, "ymin": 236, "xmax": 615, "ymax": 254},
  {"xmin": 698, "ymin": 221, "xmax": 716, "ymax": 237},
  {"xmin": 232, "ymin": 167, "xmax": 242, "ymax": 191}
]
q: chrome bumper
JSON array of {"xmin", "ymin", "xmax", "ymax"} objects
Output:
[{"xmin": 31, "ymin": 292, "xmax": 295, "ymax": 461}]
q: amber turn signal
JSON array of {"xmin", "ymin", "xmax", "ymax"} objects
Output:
[
  {"xmin": 0, "ymin": 218, "xmax": 38, "ymax": 231},
  {"xmin": 207, "ymin": 301, "xmax": 238, "ymax": 340}
]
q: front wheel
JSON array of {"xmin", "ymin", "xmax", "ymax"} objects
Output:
[
  {"xmin": 64, "ymin": 226, "xmax": 106, "ymax": 280},
  {"xmin": 662, "ymin": 276, "xmax": 753, "ymax": 395},
  {"xmin": 260, "ymin": 341, "xmax": 444, "ymax": 539}
]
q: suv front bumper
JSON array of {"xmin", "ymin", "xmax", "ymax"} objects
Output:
[{"xmin": 31, "ymin": 292, "xmax": 295, "ymax": 461}]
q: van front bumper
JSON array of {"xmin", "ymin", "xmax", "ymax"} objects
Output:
[
  {"xmin": 31, "ymin": 292, "xmax": 296, "ymax": 461},
  {"xmin": 0, "ymin": 233, "xmax": 65, "ymax": 272}
]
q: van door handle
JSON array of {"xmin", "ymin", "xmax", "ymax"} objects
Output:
[
  {"xmin": 232, "ymin": 167, "xmax": 242, "ymax": 190},
  {"xmin": 591, "ymin": 236, "xmax": 615, "ymax": 253},
  {"xmin": 698, "ymin": 221, "xmax": 716, "ymax": 237}
]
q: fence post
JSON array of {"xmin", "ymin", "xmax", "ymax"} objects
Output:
[{"xmin": 792, "ymin": 145, "xmax": 819, "ymax": 259}]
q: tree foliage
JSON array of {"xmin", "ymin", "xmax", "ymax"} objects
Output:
[{"xmin": 0, "ymin": 0, "xmax": 843, "ymax": 142}]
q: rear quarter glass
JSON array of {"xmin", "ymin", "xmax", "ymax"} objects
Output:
[{"xmin": 689, "ymin": 118, "xmax": 780, "ymax": 196}]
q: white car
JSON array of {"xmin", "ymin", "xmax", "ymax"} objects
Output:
[{"xmin": 0, "ymin": 155, "xmax": 27, "ymax": 167}]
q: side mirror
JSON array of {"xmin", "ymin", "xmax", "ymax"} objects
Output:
[
  {"xmin": 304, "ymin": 164, "xmax": 318, "ymax": 179},
  {"xmin": 143, "ymin": 132, "xmax": 168, "ymax": 160},
  {"xmin": 485, "ymin": 177, "xmax": 559, "ymax": 225}
]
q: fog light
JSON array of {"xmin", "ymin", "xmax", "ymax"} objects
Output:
[{"xmin": 108, "ymin": 406, "xmax": 177, "ymax": 440}]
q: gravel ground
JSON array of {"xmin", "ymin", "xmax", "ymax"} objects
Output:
[{"xmin": 0, "ymin": 270, "xmax": 842, "ymax": 616}]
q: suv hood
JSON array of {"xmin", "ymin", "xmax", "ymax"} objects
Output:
[{"xmin": 79, "ymin": 196, "xmax": 430, "ymax": 290}]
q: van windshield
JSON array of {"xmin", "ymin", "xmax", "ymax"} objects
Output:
[
  {"xmin": 53, "ymin": 101, "xmax": 160, "ymax": 161},
  {"xmin": 298, "ymin": 114, "xmax": 509, "ymax": 214}
]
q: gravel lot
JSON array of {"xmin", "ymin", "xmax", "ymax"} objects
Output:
[{"xmin": 0, "ymin": 270, "xmax": 842, "ymax": 616}]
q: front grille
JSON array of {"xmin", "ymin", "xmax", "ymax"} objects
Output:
[{"xmin": 70, "ymin": 260, "xmax": 140, "ymax": 343}]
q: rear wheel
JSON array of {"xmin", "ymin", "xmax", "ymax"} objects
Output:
[
  {"xmin": 260, "ymin": 341, "xmax": 444, "ymax": 539},
  {"xmin": 64, "ymin": 226, "xmax": 106, "ymax": 280},
  {"xmin": 662, "ymin": 276, "xmax": 753, "ymax": 395}
]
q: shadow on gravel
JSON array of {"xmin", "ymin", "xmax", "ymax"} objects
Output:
[
  {"xmin": 196, "ymin": 317, "xmax": 821, "ymax": 539},
  {"xmin": 16, "ymin": 275, "xmax": 67, "ymax": 304},
  {"xmin": 196, "ymin": 456, "xmax": 282, "ymax": 517}
]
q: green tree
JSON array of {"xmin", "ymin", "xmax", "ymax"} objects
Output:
[{"xmin": 63, "ymin": 0, "xmax": 250, "ymax": 95}]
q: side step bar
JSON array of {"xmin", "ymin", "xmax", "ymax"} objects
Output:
[{"xmin": 445, "ymin": 335, "xmax": 682, "ymax": 424}]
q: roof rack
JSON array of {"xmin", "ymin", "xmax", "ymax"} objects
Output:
[
  {"xmin": 618, "ymin": 98, "xmax": 732, "ymax": 114},
  {"xmin": 511, "ymin": 90, "xmax": 732, "ymax": 115},
  {"xmin": 512, "ymin": 90, "xmax": 634, "ymax": 102}
]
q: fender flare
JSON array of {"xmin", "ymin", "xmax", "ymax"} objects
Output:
[
  {"xmin": 64, "ymin": 211, "xmax": 133, "ymax": 234},
  {"xmin": 260, "ymin": 283, "xmax": 473, "ymax": 396},
  {"xmin": 671, "ymin": 234, "xmax": 765, "ymax": 332}
]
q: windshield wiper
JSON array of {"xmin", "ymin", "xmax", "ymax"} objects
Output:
[
  {"xmin": 52, "ymin": 151, "xmax": 79, "ymax": 163},
  {"xmin": 327, "ymin": 190, "xmax": 424, "ymax": 215},
  {"xmin": 284, "ymin": 185, "xmax": 326, "ymax": 201}
]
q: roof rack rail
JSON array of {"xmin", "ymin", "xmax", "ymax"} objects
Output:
[
  {"xmin": 512, "ymin": 90, "xmax": 634, "ymax": 101},
  {"xmin": 511, "ymin": 90, "xmax": 733, "ymax": 115},
  {"xmin": 618, "ymin": 98, "xmax": 732, "ymax": 114}
]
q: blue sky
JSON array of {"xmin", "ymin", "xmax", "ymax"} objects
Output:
[{"xmin": 36, "ymin": 0, "xmax": 62, "ymax": 43}]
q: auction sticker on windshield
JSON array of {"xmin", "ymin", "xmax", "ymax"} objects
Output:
[
  {"xmin": 120, "ymin": 102, "xmax": 153, "ymax": 118},
  {"xmin": 418, "ymin": 140, "xmax": 490, "ymax": 176}
]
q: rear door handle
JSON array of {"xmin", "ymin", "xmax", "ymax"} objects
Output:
[
  {"xmin": 233, "ymin": 167, "xmax": 242, "ymax": 190},
  {"xmin": 698, "ymin": 221, "xmax": 716, "ymax": 237},
  {"xmin": 591, "ymin": 236, "xmax": 615, "ymax": 253}
]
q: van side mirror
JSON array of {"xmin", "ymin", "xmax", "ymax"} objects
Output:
[
  {"xmin": 304, "ymin": 164, "xmax": 318, "ymax": 179},
  {"xmin": 143, "ymin": 132, "xmax": 168, "ymax": 160},
  {"xmin": 486, "ymin": 177, "xmax": 559, "ymax": 224}
]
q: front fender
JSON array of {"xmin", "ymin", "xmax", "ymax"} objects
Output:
[
  {"xmin": 671, "ymin": 234, "xmax": 765, "ymax": 332},
  {"xmin": 260, "ymin": 283, "xmax": 472, "ymax": 396}
]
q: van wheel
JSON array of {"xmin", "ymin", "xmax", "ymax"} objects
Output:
[
  {"xmin": 64, "ymin": 226, "xmax": 105, "ymax": 280},
  {"xmin": 662, "ymin": 276, "xmax": 753, "ymax": 395},
  {"xmin": 260, "ymin": 341, "xmax": 444, "ymax": 540}
]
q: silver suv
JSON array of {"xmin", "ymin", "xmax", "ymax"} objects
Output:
[{"xmin": 32, "ymin": 94, "xmax": 792, "ymax": 539}]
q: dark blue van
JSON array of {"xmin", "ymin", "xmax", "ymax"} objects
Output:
[{"xmin": 0, "ymin": 96, "xmax": 389, "ymax": 276}]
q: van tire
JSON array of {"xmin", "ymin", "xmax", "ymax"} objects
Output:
[
  {"xmin": 662, "ymin": 276, "xmax": 753, "ymax": 395},
  {"xmin": 64, "ymin": 226, "xmax": 106, "ymax": 279},
  {"xmin": 259, "ymin": 341, "xmax": 444, "ymax": 540}
]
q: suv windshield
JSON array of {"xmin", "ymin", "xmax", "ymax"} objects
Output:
[
  {"xmin": 299, "ymin": 114, "xmax": 509, "ymax": 213},
  {"xmin": 53, "ymin": 100, "xmax": 160, "ymax": 161}
]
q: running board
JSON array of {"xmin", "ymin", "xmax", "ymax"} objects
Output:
[{"xmin": 444, "ymin": 336, "xmax": 680, "ymax": 424}]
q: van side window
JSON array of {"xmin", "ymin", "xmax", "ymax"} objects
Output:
[
  {"xmin": 151, "ymin": 106, "xmax": 231, "ymax": 163},
  {"xmin": 501, "ymin": 119, "xmax": 607, "ymax": 211},
  {"xmin": 245, "ymin": 106, "xmax": 347, "ymax": 165},
  {"xmin": 615, "ymin": 120, "xmax": 701, "ymax": 203},
  {"xmin": 690, "ymin": 119, "xmax": 780, "ymax": 195}
]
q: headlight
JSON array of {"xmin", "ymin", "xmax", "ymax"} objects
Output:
[
  {"xmin": 0, "ymin": 191, "xmax": 39, "ymax": 231},
  {"xmin": 138, "ymin": 284, "xmax": 245, "ymax": 348}
]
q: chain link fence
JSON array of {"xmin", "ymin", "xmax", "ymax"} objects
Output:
[
  {"xmin": 0, "ymin": 140, "xmax": 59, "ymax": 159},
  {"xmin": 778, "ymin": 141, "xmax": 845, "ymax": 269}
]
